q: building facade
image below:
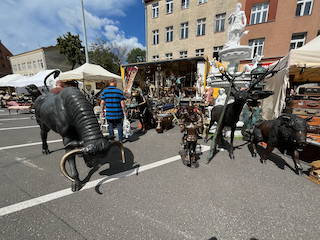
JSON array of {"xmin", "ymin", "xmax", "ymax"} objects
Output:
[
  {"xmin": 144, "ymin": 0, "xmax": 238, "ymax": 62},
  {"xmin": 9, "ymin": 46, "xmax": 74, "ymax": 77},
  {"xmin": 239, "ymin": 0, "xmax": 320, "ymax": 65},
  {"xmin": 0, "ymin": 40, "xmax": 13, "ymax": 78}
]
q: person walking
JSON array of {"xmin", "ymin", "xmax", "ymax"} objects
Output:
[{"xmin": 100, "ymin": 78, "xmax": 126, "ymax": 143}]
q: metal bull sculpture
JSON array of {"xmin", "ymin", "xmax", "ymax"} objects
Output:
[
  {"xmin": 26, "ymin": 72, "xmax": 124, "ymax": 192},
  {"xmin": 251, "ymin": 114, "xmax": 312, "ymax": 175}
]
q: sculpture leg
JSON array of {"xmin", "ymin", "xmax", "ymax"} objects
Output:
[
  {"xmin": 67, "ymin": 156, "xmax": 81, "ymax": 192},
  {"xmin": 204, "ymin": 119, "xmax": 214, "ymax": 142},
  {"xmin": 261, "ymin": 145, "xmax": 274, "ymax": 164},
  {"xmin": 251, "ymin": 142, "xmax": 258, "ymax": 158},
  {"xmin": 229, "ymin": 127, "xmax": 235, "ymax": 159},
  {"xmin": 292, "ymin": 149, "xmax": 303, "ymax": 175},
  {"xmin": 40, "ymin": 126, "xmax": 50, "ymax": 154}
]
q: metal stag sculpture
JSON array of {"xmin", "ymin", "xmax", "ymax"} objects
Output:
[
  {"xmin": 26, "ymin": 70, "xmax": 125, "ymax": 192},
  {"xmin": 250, "ymin": 114, "xmax": 313, "ymax": 175},
  {"xmin": 205, "ymin": 65, "xmax": 277, "ymax": 159}
]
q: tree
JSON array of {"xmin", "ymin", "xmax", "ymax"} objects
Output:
[
  {"xmin": 109, "ymin": 42, "xmax": 130, "ymax": 73},
  {"xmin": 126, "ymin": 48, "xmax": 146, "ymax": 63},
  {"xmin": 88, "ymin": 37, "xmax": 119, "ymax": 74},
  {"xmin": 56, "ymin": 32, "xmax": 85, "ymax": 69}
]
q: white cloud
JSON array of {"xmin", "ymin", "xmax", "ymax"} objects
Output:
[{"xmin": 0, "ymin": 0, "xmax": 145, "ymax": 55}]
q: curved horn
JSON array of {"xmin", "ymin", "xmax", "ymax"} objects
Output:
[
  {"xmin": 111, "ymin": 141, "xmax": 125, "ymax": 163},
  {"xmin": 59, "ymin": 148, "xmax": 83, "ymax": 182}
]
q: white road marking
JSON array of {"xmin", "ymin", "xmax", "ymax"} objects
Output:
[
  {"xmin": 0, "ymin": 139, "xmax": 62, "ymax": 150},
  {"xmin": 0, "ymin": 125, "xmax": 39, "ymax": 131},
  {"xmin": 0, "ymin": 145, "xmax": 210, "ymax": 216},
  {"xmin": 15, "ymin": 157, "xmax": 44, "ymax": 171},
  {"xmin": 0, "ymin": 117, "xmax": 31, "ymax": 121}
]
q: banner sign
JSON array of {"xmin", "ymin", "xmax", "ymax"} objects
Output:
[{"xmin": 123, "ymin": 66, "xmax": 138, "ymax": 96}]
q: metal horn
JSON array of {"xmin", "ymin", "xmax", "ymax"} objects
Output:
[
  {"xmin": 59, "ymin": 148, "xmax": 83, "ymax": 181},
  {"xmin": 111, "ymin": 141, "xmax": 125, "ymax": 163}
]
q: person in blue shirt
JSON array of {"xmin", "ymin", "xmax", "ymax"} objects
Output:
[{"xmin": 100, "ymin": 78, "xmax": 126, "ymax": 143}]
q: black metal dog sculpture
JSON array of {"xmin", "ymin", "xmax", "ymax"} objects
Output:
[
  {"xmin": 250, "ymin": 114, "xmax": 312, "ymax": 175},
  {"xmin": 26, "ymin": 72, "xmax": 124, "ymax": 192}
]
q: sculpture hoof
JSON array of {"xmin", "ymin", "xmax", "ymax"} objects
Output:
[
  {"xmin": 252, "ymin": 152, "xmax": 257, "ymax": 158},
  {"xmin": 71, "ymin": 181, "xmax": 82, "ymax": 192},
  {"xmin": 297, "ymin": 169, "xmax": 303, "ymax": 176},
  {"xmin": 260, "ymin": 158, "xmax": 266, "ymax": 164},
  {"xmin": 42, "ymin": 149, "xmax": 50, "ymax": 155}
]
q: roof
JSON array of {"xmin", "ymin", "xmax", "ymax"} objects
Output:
[{"xmin": 122, "ymin": 56, "xmax": 208, "ymax": 68}]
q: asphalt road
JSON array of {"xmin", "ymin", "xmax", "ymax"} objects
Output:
[{"xmin": 0, "ymin": 109, "xmax": 319, "ymax": 240}]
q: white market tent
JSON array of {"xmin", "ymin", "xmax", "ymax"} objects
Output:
[
  {"xmin": 261, "ymin": 35, "xmax": 320, "ymax": 120},
  {"xmin": 14, "ymin": 69, "xmax": 60, "ymax": 88},
  {"xmin": 0, "ymin": 74, "xmax": 24, "ymax": 87},
  {"xmin": 58, "ymin": 63, "xmax": 123, "ymax": 90}
]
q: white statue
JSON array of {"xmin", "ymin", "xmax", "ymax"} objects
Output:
[
  {"xmin": 208, "ymin": 58, "xmax": 220, "ymax": 76},
  {"xmin": 242, "ymin": 53, "xmax": 264, "ymax": 72},
  {"xmin": 215, "ymin": 88, "xmax": 227, "ymax": 106},
  {"xmin": 225, "ymin": 3, "xmax": 248, "ymax": 48}
]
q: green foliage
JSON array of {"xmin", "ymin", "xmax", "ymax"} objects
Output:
[
  {"xmin": 56, "ymin": 32, "xmax": 85, "ymax": 69},
  {"xmin": 88, "ymin": 37, "xmax": 119, "ymax": 74},
  {"xmin": 126, "ymin": 48, "xmax": 146, "ymax": 63}
]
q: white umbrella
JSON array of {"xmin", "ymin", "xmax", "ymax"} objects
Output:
[{"xmin": 59, "ymin": 63, "xmax": 122, "ymax": 82}]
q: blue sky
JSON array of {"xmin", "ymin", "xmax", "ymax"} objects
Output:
[{"xmin": 1, "ymin": 0, "xmax": 146, "ymax": 55}]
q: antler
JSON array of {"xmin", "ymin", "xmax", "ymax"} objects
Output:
[{"xmin": 247, "ymin": 61, "xmax": 281, "ymax": 92}]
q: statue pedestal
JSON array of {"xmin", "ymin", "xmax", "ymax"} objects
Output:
[{"xmin": 219, "ymin": 45, "xmax": 252, "ymax": 74}]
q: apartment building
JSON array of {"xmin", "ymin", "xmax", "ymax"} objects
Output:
[
  {"xmin": 9, "ymin": 46, "xmax": 73, "ymax": 77},
  {"xmin": 239, "ymin": 0, "xmax": 320, "ymax": 66},
  {"xmin": 0, "ymin": 40, "xmax": 13, "ymax": 78},
  {"xmin": 144, "ymin": 0, "xmax": 238, "ymax": 62}
]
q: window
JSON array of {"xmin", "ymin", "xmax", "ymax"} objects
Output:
[
  {"xmin": 248, "ymin": 38, "xmax": 265, "ymax": 59},
  {"xmin": 27, "ymin": 62, "xmax": 32, "ymax": 69},
  {"xmin": 152, "ymin": 30, "xmax": 159, "ymax": 45},
  {"xmin": 198, "ymin": 0, "xmax": 207, "ymax": 5},
  {"xmin": 296, "ymin": 0, "xmax": 313, "ymax": 16},
  {"xmin": 13, "ymin": 64, "xmax": 17, "ymax": 71},
  {"xmin": 290, "ymin": 33, "xmax": 306, "ymax": 50},
  {"xmin": 22, "ymin": 62, "xmax": 26, "ymax": 70},
  {"xmin": 195, "ymin": 49, "xmax": 204, "ymax": 56},
  {"xmin": 197, "ymin": 18, "xmax": 206, "ymax": 36},
  {"xmin": 181, "ymin": 0, "xmax": 189, "ymax": 9},
  {"xmin": 250, "ymin": 2, "xmax": 269, "ymax": 25},
  {"xmin": 180, "ymin": 22, "xmax": 189, "ymax": 39},
  {"xmin": 152, "ymin": 3, "xmax": 159, "ymax": 18},
  {"xmin": 180, "ymin": 51, "xmax": 188, "ymax": 58},
  {"xmin": 165, "ymin": 53, "xmax": 173, "ymax": 60},
  {"xmin": 153, "ymin": 55, "xmax": 159, "ymax": 61},
  {"xmin": 213, "ymin": 46, "xmax": 223, "ymax": 61},
  {"xmin": 18, "ymin": 64, "xmax": 21, "ymax": 71},
  {"xmin": 166, "ymin": 0, "xmax": 173, "ymax": 14},
  {"xmin": 33, "ymin": 61, "xmax": 37, "ymax": 69},
  {"xmin": 215, "ymin": 13, "xmax": 226, "ymax": 32},
  {"xmin": 166, "ymin": 26, "xmax": 173, "ymax": 42},
  {"xmin": 38, "ymin": 59, "xmax": 43, "ymax": 69}
]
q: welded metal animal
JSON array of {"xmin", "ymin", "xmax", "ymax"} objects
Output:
[
  {"xmin": 26, "ymin": 73, "xmax": 124, "ymax": 192},
  {"xmin": 250, "ymin": 114, "xmax": 312, "ymax": 175},
  {"xmin": 204, "ymin": 69, "xmax": 274, "ymax": 159}
]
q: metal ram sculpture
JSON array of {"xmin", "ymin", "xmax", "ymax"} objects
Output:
[
  {"xmin": 250, "ymin": 114, "xmax": 313, "ymax": 175},
  {"xmin": 26, "ymin": 70, "xmax": 125, "ymax": 192},
  {"xmin": 204, "ymin": 67, "xmax": 276, "ymax": 159}
]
